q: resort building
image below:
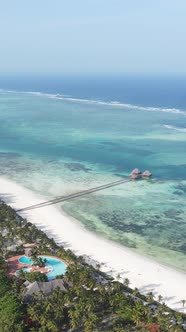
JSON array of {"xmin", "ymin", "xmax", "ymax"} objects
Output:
[{"xmin": 24, "ymin": 279, "xmax": 67, "ymax": 302}]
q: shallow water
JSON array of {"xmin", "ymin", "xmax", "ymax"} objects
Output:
[{"xmin": 0, "ymin": 82, "xmax": 186, "ymax": 271}]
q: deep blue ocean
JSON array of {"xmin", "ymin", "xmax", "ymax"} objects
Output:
[
  {"xmin": 1, "ymin": 74, "xmax": 186, "ymax": 109},
  {"xmin": 0, "ymin": 75, "xmax": 186, "ymax": 271}
]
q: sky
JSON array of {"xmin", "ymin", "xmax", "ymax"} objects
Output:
[{"xmin": 0, "ymin": 0, "xmax": 186, "ymax": 75}]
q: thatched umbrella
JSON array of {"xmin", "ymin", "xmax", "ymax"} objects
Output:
[
  {"xmin": 142, "ymin": 170, "xmax": 152, "ymax": 177},
  {"xmin": 130, "ymin": 168, "xmax": 142, "ymax": 179},
  {"xmin": 130, "ymin": 168, "xmax": 142, "ymax": 175},
  {"xmin": 25, "ymin": 249, "xmax": 32, "ymax": 257}
]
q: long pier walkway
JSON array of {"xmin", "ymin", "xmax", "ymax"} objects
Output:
[{"xmin": 16, "ymin": 177, "xmax": 131, "ymax": 213}]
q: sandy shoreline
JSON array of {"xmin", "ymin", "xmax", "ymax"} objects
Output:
[{"xmin": 0, "ymin": 176, "xmax": 185, "ymax": 312}]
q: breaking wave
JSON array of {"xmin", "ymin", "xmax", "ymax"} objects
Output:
[
  {"xmin": 0, "ymin": 89, "xmax": 185, "ymax": 115},
  {"xmin": 164, "ymin": 125, "xmax": 186, "ymax": 132},
  {"xmin": 50, "ymin": 94, "xmax": 185, "ymax": 115}
]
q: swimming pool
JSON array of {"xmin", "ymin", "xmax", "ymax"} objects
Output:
[{"xmin": 18, "ymin": 255, "xmax": 67, "ymax": 280}]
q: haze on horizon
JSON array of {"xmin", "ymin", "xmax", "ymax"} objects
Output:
[{"xmin": 0, "ymin": 0, "xmax": 186, "ymax": 75}]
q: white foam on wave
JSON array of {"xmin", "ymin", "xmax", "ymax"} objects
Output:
[
  {"xmin": 1, "ymin": 89, "xmax": 186, "ymax": 116},
  {"xmin": 49, "ymin": 94, "xmax": 186, "ymax": 115},
  {"xmin": 164, "ymin": 124, "xmax": 186, "ymax": 132},
  {"xmin": 0, "ymin": 89, "xmax": 71, "ymax": 99},
  {"xmin": 26, "ymin": 91, "xmax": 54, "ymax": 98},
  {"xmin": 0, "ymin": 89, "xmax": 58, "ymax": 99}
]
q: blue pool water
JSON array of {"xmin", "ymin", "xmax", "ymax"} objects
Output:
[
  {"xmin": 19, "ymin": 256, "xmax": 33, "ymax": 264},
  {"xmin": 19, "ymin": 255, "xmax": 67, "ymax": 280}
]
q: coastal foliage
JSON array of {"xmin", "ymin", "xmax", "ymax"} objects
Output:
[
  {"xmin": 0, "ymin": 201, "xmax": 185, "ymax": 331},
  {"xmin": 18, "ymin": 269, "xmax": 48, "ymax": 282},
  {"xmin": 0, "ymin": 269, "xmax": 25, "ymax": 331},
  {"xmin": 31, "ymin": 255, "xmax": 47, "ymax": 268}
]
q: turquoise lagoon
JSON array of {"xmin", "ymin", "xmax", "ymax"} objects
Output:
[
  {"xmin": 18, "ymin": 256, "xmax": 67, "ymax": 280},
  {"xmin": 0, "ymin": 85, "xmax": 186, "ymax": 272}
]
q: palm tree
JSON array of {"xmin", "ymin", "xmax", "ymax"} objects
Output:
[
  {"xmin": 181, "ymin": 299, "xmax": 185, "ymax": 312},
  {"xmin": 158, "ymin": 294, "xmax": 163, "ymax": 303},
  {"xmin": 68, "ymin": 307, "xmax": 81, "ymax": 329},
  {"xmin": 132, "ymin": 287, "xmax": 139, "ymax": 297},
  {"xmin": 116, "ymin": 273, "xmax": 121, "ymax": 282},
  {"xmin": 83, "ymin": 313, "xmax": 98, "ymax": 332},
  {"xmin": 96, "ymin": 263, "xmax": 101, "ymax": 271},
  {"xmin": 170, "ymin": 327, "xmax": 185, "ymax": 332},
  {"xmin": 27, "ymin": 305, "xmax": 40, "ymax": 323},
  {"xmin": 146, "ymin": 292, "xmax": 154, "ymax": 303},
  {"xmin": 131, "ymin": 308, "xmax": 142, "ymax": 326},
  {"xmin": 123, "ymin": 278, "xmax": 130, "ymax": 287},
  {"xmin": 112, "ymin": 281, "xmax": 123, "ymax": 292}
]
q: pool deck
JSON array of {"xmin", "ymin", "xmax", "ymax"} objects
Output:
[{"xmin": 7, "ymin": 255, "xmax": 67, "ymax": 277}]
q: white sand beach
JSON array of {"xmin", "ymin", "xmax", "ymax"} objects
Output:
[{"xmin": 0, "ymin": 176, "xmax": 185, "ymax": 312}]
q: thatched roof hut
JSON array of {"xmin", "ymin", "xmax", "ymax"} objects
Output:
[
  {"xmin": 23, "ymin": 243, "xmax": 37, "ymax": 248},
  {"xmin": 24, "ymin": 279, "xmax": 67, "ymax": 302},
  {"xmin": 142, "ymin": 170, "xmax": 152, "ymax": 177},
  {"xmin": 130, "ymin": 168, "xmax": 142, "ymax": 179},
  {"xmin": 130, "ymin": 168, "xmax": 152, "ymax": 179},
  {"xmin": 130, "ymin": 168, "xmax": 142, "ymax": 175}
]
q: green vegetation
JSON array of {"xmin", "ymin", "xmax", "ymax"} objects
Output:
[
  {"xmin": 18, "ymin": 269, "xmax": 48, "ymax": 282},
  {"xmin": 0, "ymin": 200, "xmax": 186, "ymax": 331},
  {"xmin": 31, "ymin": 255, "xmax": 47, "ymax": 268},
  {"xmin": 0, "ymin": 265, "xmax": 25, "ymax": 331}
]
